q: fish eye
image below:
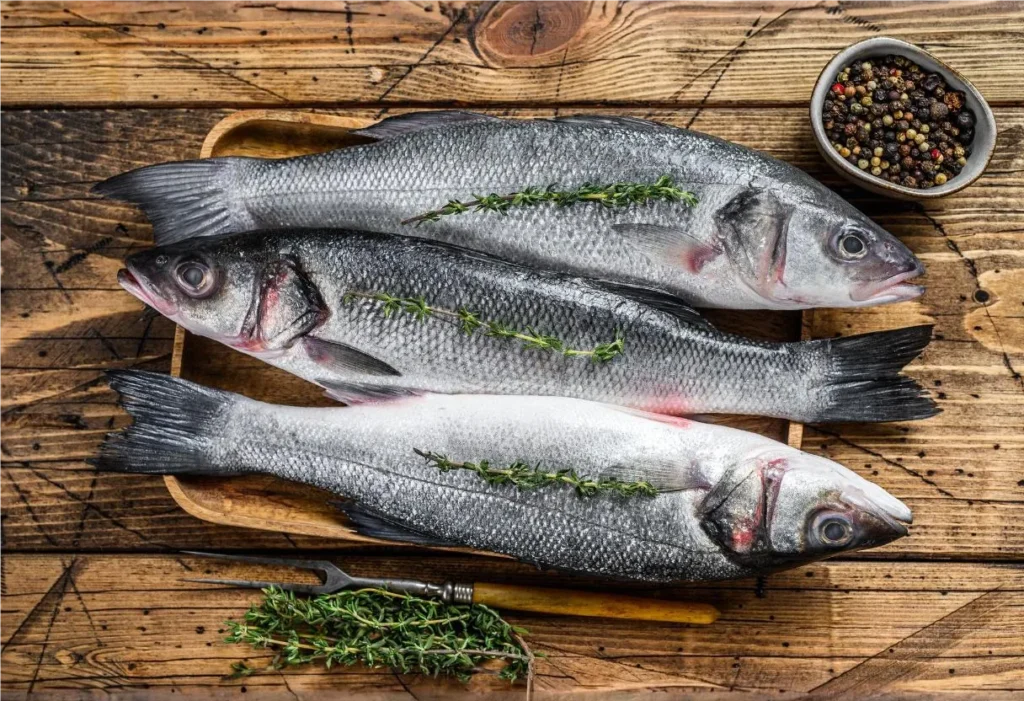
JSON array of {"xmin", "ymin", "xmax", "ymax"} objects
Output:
[
  {"xmin": 813, "ymin": 513, "xmax": 854, "ymax": 547},
  {"xmin": 838, "ymin": 232, "xmax": 867, "ymax": 259},
  {"xmin": 174, "ymin": 259, "xmax": 216, "ymax": 297}
]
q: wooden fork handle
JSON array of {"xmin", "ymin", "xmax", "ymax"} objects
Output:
[{"xmin": 471, "ymin": 582, "xmax": 718, "ymax": 624}]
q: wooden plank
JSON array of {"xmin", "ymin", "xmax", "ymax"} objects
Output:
[
  {"xmin": 2, "ymin": 106, "xmax": 1022, "ymax": 556},
  {"xmin": 1, "ymin": 2, "xmax": 1023, "ymax": 108},
  {"xmin": 1, "ymin": 554, "xmax": 1021, "ymax": 698}
]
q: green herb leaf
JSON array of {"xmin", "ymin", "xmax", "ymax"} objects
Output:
[
  {"xmin": 403, "ymin": 176, "xmax": 697, "ymax": 226},
  {"xmin": 226, "ymin": 587, "xmax": 535, "ymax": 685},
  {"xmin": 344, "ymin": 292, "xmax": 624, "ymax": 362},
  {"xmin": 414, "ymin": 449, "xmax": 659, "ymax": 498}
]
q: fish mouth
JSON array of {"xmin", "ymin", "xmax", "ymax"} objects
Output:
[
  {"xmin": 851, "ymin": 264, "xmax": 926, "ymax": 304},
  {"xmin": 842, "ymin": 485, "xmax": 912, "ymax": 544},
  {"xmin": 118, "ymin": 267, "xmax": 178, "ymax": 317}
]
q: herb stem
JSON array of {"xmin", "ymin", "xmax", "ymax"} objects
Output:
[
  {"xmin": 344, "ymin": 291, "xmax": 624, "ymax": 363},
  {"xmin": 415, "ymin": 449, "xmax": 659, "ymax": 498},
  {"xmin": 402, "ymin": 176, "xmax": 697, "ymax": 226}
]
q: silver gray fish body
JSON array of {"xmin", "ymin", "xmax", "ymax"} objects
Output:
[
  {"xmin": 99, "ymin": 371, "xmax": 912, "ymax": 582},
  {"xmin": 118, "ymin": 229, "xmax": 937, "ymax": 424},
  {"xmin": 95, "ymin": 113, "xmax": 925, "ymax": 310}
]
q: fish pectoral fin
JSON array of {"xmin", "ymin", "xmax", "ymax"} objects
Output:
[
  {"xmin": 353, "ymin": 110, "xmax": 501, "ymax": 140},
  {"xmin": 303, "ymin": 338, "xmax": 401, "ymax": 377},
  {"xmin": 592, "ymin": 279, "xmax": 714, "ymax": 330},
  {"xmin": 604, "ymin": 458, "xmax": 711, "ymax": 493},
  {"xmin": 610, "ymin": 222, "xmax": 719, "ymax": 273},
  {"xmin": 331, "ymin": 501, "xmax": 456, "ymax": 547},
  {"xmin": 320, "ymin": 380, "xmax": 421, "ymax": 405}
]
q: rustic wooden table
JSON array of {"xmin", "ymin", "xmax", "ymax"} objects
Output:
[{"xmin": 2, "ymin": 2, "xmax": 1023, "ymax": 698}]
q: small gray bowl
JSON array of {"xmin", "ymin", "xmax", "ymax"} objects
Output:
[{"xmin": 810, "ymin": 36, "xmax": 996, "ymax": 200}]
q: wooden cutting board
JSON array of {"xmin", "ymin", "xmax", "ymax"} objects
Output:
[{"xmin": 165, "ymin": 109, "xmax": 808, "ymax": 543}]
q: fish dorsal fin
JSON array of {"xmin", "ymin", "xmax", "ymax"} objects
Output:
[
  {"xmin": 331, "ymin": 501, "xmax": 455, "ymax": 547},
  {"xmin": 353, "ymin": 111, "xmax": 501, "ymax": 140},
  {"xmin": 592, "ymin": 280, "xmax": 714, "ymax": 330},
  {"xmin": 551, "ymin": 115, "xmax": 677, "ymax": 133}
]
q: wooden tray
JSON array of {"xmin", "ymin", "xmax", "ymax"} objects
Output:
[{"xmin": 167, "ymin": 110, "xmax": 808, "ymax": 543}]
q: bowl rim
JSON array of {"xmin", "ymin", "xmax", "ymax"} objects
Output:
[{"xmin": 810, "ymin": 36, "xmax": 996, "ymax": 199}]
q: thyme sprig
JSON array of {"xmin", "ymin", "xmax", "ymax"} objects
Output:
[
  {"xmin": 343, "ymin": 291, "xmax": 624, "ymax": 363},
  {"xmin": 415, "ymin": 449, "xmax": 659, "ymax": 498},
  {"xmin": 403, "ymin": 175, "xmax": 697, "ymax": 225},
  {"xmin": 226, "ymin": 587, "xmax": 536, "ymax": 687}
]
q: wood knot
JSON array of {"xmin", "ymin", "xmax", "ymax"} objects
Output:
[{"xmin": 472, "ymin": 1, "xmax": 586, "ymax": 67}]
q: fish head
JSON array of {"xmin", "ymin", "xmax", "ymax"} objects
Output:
[
  {"xmin": 781, "ymin": 202, "xmax": 924, "ymax": 307},
  {"xmin": 700, "ymin": 449, "xmax": 910, "ymax": 569},
  {"xmin": 119, "ymin": 235, "xmax": 326, "ymax": 353}
]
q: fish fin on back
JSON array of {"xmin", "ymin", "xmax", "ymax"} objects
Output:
[
  {"xmin": 331, "ymin": 501, "xmax": 456, "ymax": 547},
  {"xmin": 321, "ymin": 380, "xmax": 421, "ymax": 405},
  {"xmin": 92, "ymin": 158, "xmax": 250, "ymax": 246},
  {"xmin": 592, "ymin": 280, "xmax": 714, "ymax": 330},
  {"xmin": 353, "ymin": 111, "xmax": 501, "ymax": 140},
  {"xmin": 303, "ymin": 338, "xmax": 401, "ymax": 377},
  {"xmin": 611, "ymin": 222, "xmax": 721, "ymax": 274},
  {"xmin": 551, "ymin": 115, "xmax": 677, "ymax": 133}
]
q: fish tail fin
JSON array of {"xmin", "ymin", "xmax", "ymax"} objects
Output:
[
  {"xmin": 811, "ymin": 324, "xmax": 939, "ymax": 423},
  {"xmin": 93, "ymin": 370, "xmax": 241, "ymax": 475},
  {"xmin": 92, "ymin": 158, "xmax": 250, "ymax": 245}
]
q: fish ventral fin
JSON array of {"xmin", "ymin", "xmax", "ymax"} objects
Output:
[
  {"xmin": 551, "ymin": 115, "xmax": 678, "ymax": 133},
  {"xmin": 320, "ymin": 380, "xmax": 421, "ymax": 405},
  {"xmin": 91, "ymin": 158, "xmax": 250, "ymax": 246},
  {"xmin": 610, "ymin": 222, "xmax": 721, "ymax": 274},
  {"xmin": 353, "ymin": 111, "xmax": 502, "ymax": 140},
  {"xmin": 303, "ymin": 338, "xmax": 401, "ymax": 377},
  {"xmin": 331, "ymin": 501, "xmax": 455, "ymax": 547},
  {"xmin": 592, "ymin": 279, "xmax": 714, "ymax": 331}
]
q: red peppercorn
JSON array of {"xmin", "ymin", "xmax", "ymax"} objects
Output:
[
  {"xmin": 832, "ymin": 82, "xmax": 845, "ymax": 95},
  {"xmin": 930, "ymin": 148, "xmax": 941, "ymax": 160}
]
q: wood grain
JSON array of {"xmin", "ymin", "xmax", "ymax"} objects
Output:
[
  {"xmin": 3, "ymin": 106, "xmax": 1022, "ymax": 557},
  {"xmin": 2, "ymin": 2, "xmax": 1024, "ymax": 108},
  {"xmin": 1, "ymin": 554, "xmax": 1021, "ymax": 698}
]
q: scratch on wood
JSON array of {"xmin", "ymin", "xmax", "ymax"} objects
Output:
[
  {"xmin": 63, "ymin": 9, "xmax": 290, "ymax": 103},
  {"xmin": 807, "ymin": 587, "xmax": 1010, "ymax": 697},
  {"xmin": 376, "ymin": 8, "xmax": 466, "ymax": 107},
  {"xmin": 917, "ymin": 205, "xmax": 1024, "ymax": 393},
  {"xmin": 685, "ymin": 13, "xmax": 761, "ymax": 130},
  {"xmin": 807, "ymin": 426, "xmax": 959, "ymax": 500}
]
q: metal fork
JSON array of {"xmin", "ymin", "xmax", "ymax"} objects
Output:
[{"xmin": 179, "ymin": 551, "xmax": 719, "ymax": 624}]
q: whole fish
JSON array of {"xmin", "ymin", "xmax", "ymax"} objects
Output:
[
  {"xmin": 117, "ymin": 228, "xmax": 937, "ymax": 423},
  {"xmin": 94, "ymin": 111, "xmax": 924, "ymax": 310},
  {"xmin": 98, "ymin": 370, "xmax": 912, "ymax": 581}
]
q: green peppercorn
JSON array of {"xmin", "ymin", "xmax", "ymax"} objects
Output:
[
  {"xmin": 934, "ymin": 173, "xmax": 947, "ymax": 185},
  {"xmin": 857, "ymin": 158, "xmax": 869, "ymax": 170}
]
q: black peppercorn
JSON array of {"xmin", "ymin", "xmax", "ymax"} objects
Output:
[{"xmin": 820, "ymin": 53, "xmax": 974, "ymax": 189}]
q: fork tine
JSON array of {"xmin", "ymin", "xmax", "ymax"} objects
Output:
[
  {"xmin": 182, "ymin": 577, "xmax": 327, "ymax": 595},
  {"xmin": 178, "ymin": 551, "xmax": 345, "ymax": 594}
]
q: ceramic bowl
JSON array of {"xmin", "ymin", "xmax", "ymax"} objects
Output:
[{"xmin": 810, "ymin": 36, "xmax": 996, "ymax": 200}]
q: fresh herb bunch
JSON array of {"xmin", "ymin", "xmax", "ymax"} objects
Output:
[
  {"xmin": 415, "ymin": 449, "xmax": 659, "ymax": 498},
  {"xmin": 226, "ymin": 586, "xmax": 535, "ymax": 684},
  {"xmin": 403, "ymin": 175, "xmax": 698, "ymax": 225},
  {"xmin": 343, "ymin": 291, "xmax": 625, "ymax": 363}
]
